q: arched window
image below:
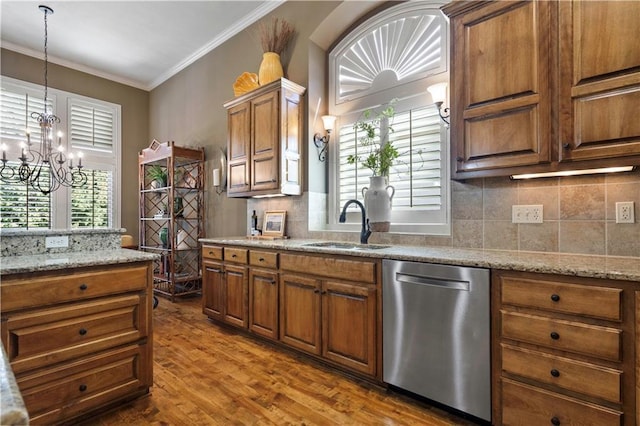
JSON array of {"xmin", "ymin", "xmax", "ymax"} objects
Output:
[{"xmin": 328, "ymin": 1, "xmax": 450, "ymax": 235}]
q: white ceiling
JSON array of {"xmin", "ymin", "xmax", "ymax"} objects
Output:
[{"xmin": 1, "ymin": 1, "xmax": 285, "ymax": 91}]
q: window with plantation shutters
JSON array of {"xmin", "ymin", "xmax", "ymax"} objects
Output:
[
  {"xmin": 71, "ymin": 169, "xmax": 113, "ymax": 228},
  {"xmin": 0, "ymin": 161, "xmax": 51, "ymax": 229},
  {"xmin": 70, "ymin": 101, "xmax": 114, "ymax": 153},
  {"xmin": 329, "ymin": 1, "xmax": 450, "ymax": 234},
  {"xmin": 1, "ymin": 77, "xmax": 121, "ymax": 230}
]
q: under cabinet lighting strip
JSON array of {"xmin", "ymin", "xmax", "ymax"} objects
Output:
[{"xmin": 510, "ymin": 166, "xmax": 635, "ymax": 180}]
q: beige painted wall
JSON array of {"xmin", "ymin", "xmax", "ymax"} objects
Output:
[
  {"xmin": 1, "ymin": 48, "xmax": 149, "ymax": 241},
  {"xmin": 149, "ymin": 1, "xmax": 341, "ymax": 238}
]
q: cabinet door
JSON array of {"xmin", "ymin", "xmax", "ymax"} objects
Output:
[
  {"xmin": 248, "ymin": 268, "xmax": 278, "ymax": 340},
  {"xmin": 202, "ymin": 261, "xmax": 224, "ymax": 321},
  {"xmin": 251, "ymin": 90, "xmax": 279, "ymax": 192},
  {"xmin": 322, "ymin": 280, "xmax": 376, "ymax": 375},
  {"xmin": 223, "ymin": 264, "xmax": 248, "ymax": 328},
  {"xmin": 227, "ymin": 102, "xmax": 251, "ymax": 195},
  {"xmin": 559, "ymin": 1, "xmax": 640, "ymax": 162},
  {"xmin": 450, "ymin": 1, "xmax": 552, "ymax": 176},
  {"xmin": 279, "ymin": 273, "xmax": 321, "ymax": 355},
  {"xmin": 280, "ymin": 86, "xmax": 303, "ymax": 195}
]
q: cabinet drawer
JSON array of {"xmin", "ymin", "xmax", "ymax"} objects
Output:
[
  {"xmin": 502, "ymin": 344, "xmax": 622, "ymax": 403},
  {"xmin": 280, "ymin": 253, "xmax": 376, "ymax": 284},
  {"xmin": 501, "ymin": 277, "xmax": 622, "ymax": 321},
  {"xmin": 224, "ymin": 247, "xmax": 248, "ymax": 264},
  {"xmin": 19, "ymin": 344, "xmax": 149, "ymax": 425},
  {"xmin": 1, "ymin": 264, "xmax": 148, "ymax": 312},
  {"xmin": 6, "ymin": 294, "xmax": 147, "ymax": 374},
  {"xmin": 249, "ymin": 250, "xmax": 278, "ymax": 269},
  {"xmin": 202, "ymin": 245, "xmax": 223, "ymax": 260},
  {"xmin": 501, "ymin": 311, "xmax": 621, "ymax": 361},
  {"xmin": 502, "ymin": 379, "xmax": 622, "ymax": 426}
]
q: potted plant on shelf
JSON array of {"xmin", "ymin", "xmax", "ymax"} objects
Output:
[
  {"xmin": 147, "ymin": 165, "xmax": 167, "ymax": 190},
  {"xmin": 347, "ymin": 100, "xmax": 399, "ymax": 232}
]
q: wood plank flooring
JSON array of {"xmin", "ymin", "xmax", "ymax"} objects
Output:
[{"xmin": 84, "ymin": 296, "xmax": 479, "ymax": 426}]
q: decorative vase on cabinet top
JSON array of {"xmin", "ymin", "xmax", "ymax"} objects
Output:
[
  {"xmin": 258, "ymin": 52, "xmax": 284, "ymax": 85},
  {"xmin": 362, "ymin": 176, "xmax": 395, "ymax": 232}
]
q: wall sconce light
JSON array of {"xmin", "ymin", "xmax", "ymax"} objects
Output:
[
  {"xmin": 427, "ymin": 83, "xmax": 450, "ymax": 127},
  {"xmin": 313, "ymin": 115, "xmax": 336, "ymax": 162},
  {"xmin": 213, "ymin": 168, "xmax": 225, "ymax": 195}
]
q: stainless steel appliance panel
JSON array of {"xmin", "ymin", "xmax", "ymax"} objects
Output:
[{"xmin": 383, "ymin": 259, "xmax": 491, "ymax": 421}]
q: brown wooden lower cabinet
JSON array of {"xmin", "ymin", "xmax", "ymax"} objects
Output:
[
  {"xmin": 494, "ymin": 270, "xmax": 637, "ymax": 425},
  {"xmin": 0, "ymin": 262, "xmax": 153, "ymax": 425},
  {"xmin": 279, "ymin": 273, "xmax": 321, "ymax": 354},
  {"xmin": 322, "ymin": 280, "xmax": 376, "ymax": 376},
  {"xmin": 202, "ymin": 260, "xmax": 225, "ymax": 321},
  {"xmin": 202, "ymin": 245, "xmax": 380, "ymax": 379},
  {"xmin": 501, "ymin": 379, "xmax": 622, "ymax": 426},
  {"xmin": 248, "ymin": 268, "xmax": 279, "ymax": 339}
]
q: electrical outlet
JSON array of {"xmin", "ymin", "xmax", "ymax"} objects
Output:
[
  {"xmin": 45, "ymin": 235, "xmax": 69, "ymax": 248},
  {"xmin": 616, "ymin": 201, "xmax": 635, "ymax": 223},
  {"xmin": 512, "ymin": 205, "xmax": 544, "ymax": 223}
]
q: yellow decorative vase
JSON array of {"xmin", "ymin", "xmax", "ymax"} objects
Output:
[{"xmin": 258, "ymin": 52, "xmax": 284, "ymax": 85}]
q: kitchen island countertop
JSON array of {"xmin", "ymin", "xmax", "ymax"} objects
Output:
[
  {"xmin": 0, "ymin": 248, "xmax": 159, "ymax": 275},
  {"xmin": 200, "ymin": 237, "xmax": 640, "ymax": 282}
]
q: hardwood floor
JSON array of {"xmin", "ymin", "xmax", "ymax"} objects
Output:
[{"xmin": 84, "ymin": 296, "xmax": 478, "ymax": 426}]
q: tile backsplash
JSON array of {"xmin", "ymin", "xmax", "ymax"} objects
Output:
[{"xmin": 248, "ymin": 171, "xmax": 639, "ymax": 257}]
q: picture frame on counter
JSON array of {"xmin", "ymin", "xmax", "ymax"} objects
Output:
[{"xmin": 263, "ymin": 210, "xmax": 286, "ymax": 237}]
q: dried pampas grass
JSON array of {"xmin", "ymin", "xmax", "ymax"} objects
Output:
[{"xmin": 257, "ymin": 17, "xmax": 295, "ymax": 55}]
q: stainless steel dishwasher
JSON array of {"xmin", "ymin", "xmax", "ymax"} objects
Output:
[{"xmin": 383, "ymin": 259, "xmax": 491, "ymax": 422}]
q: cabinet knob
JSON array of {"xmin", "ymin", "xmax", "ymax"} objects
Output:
[
  {"xmin": 259, "ymin": 258, "xmax": 265, "ymax": 262},
  {"xmin": 550, "ymin": 369, "xmax": 560, "ymax": 377},
  {"xmin": 550, "ymin": 331, "xmax": 560, "ymax": 340},
  {"xmin": 79, "ymin": 328, "xmax": 88, "ymax": 336},
  {"xmin": 551, "ymin": 416, "xmax": 561, "ymax": 426},
  {"xmin": 562, "ymin": 143, "xmax": 570, "ymax": 149},
  {"xmin": 208, "ymin": 251, "xmax": 214, "ymax": 255},
  {"xmin": 550, "ymin": 294, "xmax": 560, "ymax": 302},
  {"xmin": 79, "ymin": 384, "xmax": 87, "ymax": 392},
  {"xmin": 231, "ymin": 254, "xmax": 237, "ymax": 258},
  {"xmin": 79, "ymin": 284, "xmax": 88, "ymax": 291},
  {"xmin": 456, "ymin": 156, "xmax": 464, "ymax": 162},
  {"xmin": 313, "ymin": 289, "xmax": 320, "ymax": 294},
  {"xmin": 270, "ymin": 280, "xmax": 276, "ymax": 285}
]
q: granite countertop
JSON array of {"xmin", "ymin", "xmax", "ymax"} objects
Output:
[
  {"xmin": 200, "ymin": 237, "xmax": 640, "ymax": 282},
  {"xmin": 0, "ymin": 248, "xmax": 159, "ymax": 275},
  {"xmin": 0, "ymin": 346, "xmax": 28, "ymax": 425}
]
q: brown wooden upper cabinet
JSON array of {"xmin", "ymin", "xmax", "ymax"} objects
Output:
[
  {"xmin": 443, "ymin": 0, "xmax": 640, "ymax": 180},
  {"xmin": 224, "ymin": 78, "xmax": 306, "ymax": 197}
]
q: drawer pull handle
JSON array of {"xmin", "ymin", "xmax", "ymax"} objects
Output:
[
  {"xmin": 313, "ymin": 289, "xmax": 320, "ymax": 294},
  {"xmin": 551, "ymin": 416, "xmax": 560, "ymax": 426},
  {"xmin": 270, "ymin": 280, "xmax": 276, "ymax": 285},
  {"xmin": 79, "ymin": 284, "xmax": 88, "ymax": 291},
  {"xmin": 231, "ymin": 254, "xmax": 237, "ymax": 258},
  {"xmin": 259, "ymin": 257, "xmax": 265, "ymax": 262},
  {"xmin": 208, "ymin": 251, "xmax": 214, "ymax": 255},
  {"xmin": 79, "ymin": 328, "xmax": 88, "ymax": 336},
  {"xmin": 550, "ymin": 294, "xmax": 560, "ymax": 302},
  {"xmin": 550, "ymin": 331, "xmax": 560, "ymax": 340},
  {"xmin": 79, "ymin": 384, "xmax": 87, "ymax": 392},
  {"xmin": 550, "ymin": 369, "xmax": 560, "ymax": 377}
]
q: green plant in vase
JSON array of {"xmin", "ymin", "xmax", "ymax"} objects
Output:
[
  {"xmin": 346, "ymin": 100, "xmax": 399, "ymax": 232},
  {"xmin": 347, "ymin": 100, "xmax": 399, "ymax": 178},
  {"xmin": 147, "ymin": 165, "xmax": 167, "ymax": 189}
]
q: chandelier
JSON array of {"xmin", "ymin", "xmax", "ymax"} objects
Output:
[{"xmin": 0, "ymin": 5, "xmax": 87, "ymax": 195}]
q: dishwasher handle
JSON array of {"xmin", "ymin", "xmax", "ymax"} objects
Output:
[{"xmin": 395, "ymin": 272, "xmax": 470, "ymax": 291}]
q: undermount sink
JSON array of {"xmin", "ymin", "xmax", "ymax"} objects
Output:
[{"xmin": 303, "ymin": 242, "xmax": 390, "ymax": 250}]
